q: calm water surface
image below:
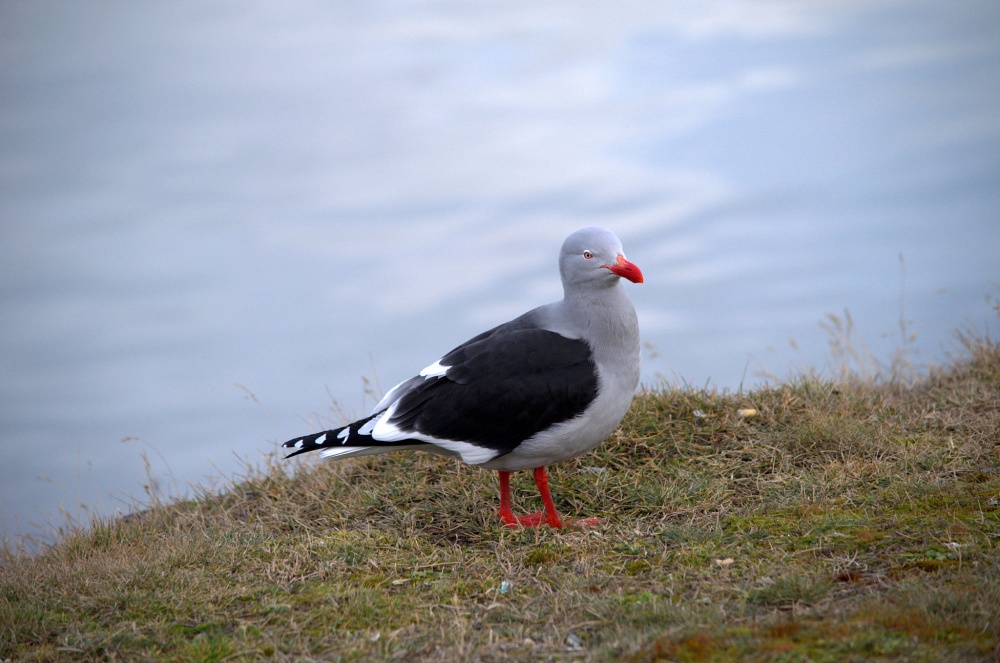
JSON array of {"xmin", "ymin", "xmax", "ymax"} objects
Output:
[{"xmin": 2, "ymin": 1, "xmax": 998, "ymax": 547}]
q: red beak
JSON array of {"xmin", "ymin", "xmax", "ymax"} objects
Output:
[{"xmin": 604, "ymin": 254, "xmax": 643, "ymax": 283}]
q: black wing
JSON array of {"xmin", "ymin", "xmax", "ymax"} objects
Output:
[{"xmin": 386, "ymin": 327, "xmax": 598, "ymax": 456}]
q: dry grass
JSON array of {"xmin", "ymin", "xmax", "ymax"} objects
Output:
[{"xmin": 2, "ymin": 327, "xmax": 998, "ymax": 661}]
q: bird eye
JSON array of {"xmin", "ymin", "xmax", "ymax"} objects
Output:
[{"xmin": 582, "ymin": 250, "xmax": 594, "ymax": 259}]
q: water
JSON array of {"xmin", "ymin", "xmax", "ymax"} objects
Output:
[{"xmin": 2, "ymin": 1, "xmax": 998, "ymax": 548}]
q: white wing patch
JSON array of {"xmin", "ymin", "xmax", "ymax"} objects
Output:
[
  {"xmin": 427, "ymin": 440, "xmax": 501, "ymax": 465},
  {"xmin": 371, "ymin": 375, "xmax": 420, "ymax": 413},
  {"xmin": 369, "ymin": 358, "xmax": 449, "ymax": 414},
  {"xmin": 370, "ymin": 403, "xmax": 410, "ymax": 441},
  {"xmin": 366, "ymin": 404, "xmax": 499, "ymax": 465},
  {"xmin": 336, "ymin": 428, "xmax": 350, "ymax": 443},
  {"xmin": 358, "ymin": 417, "xmax": 377, "ymax": 436},
  {"xmin": 419, "ymin": 359, "xmax": 449, "ymax": 378}
]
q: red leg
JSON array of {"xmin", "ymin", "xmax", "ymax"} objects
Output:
[
  {"xmin": 496, "ymin": 467, "xmax": 600, "ymax": 529},
  {"xmin": 497, "ymin": 470, "xmax": 548, "ymax": 528},
  {"xmin": 534, "ymin": 467, "xmax": 600, "ymax": 528},
  {"xmin": 497, "ymin": 470, "xmax": 516, "ymax": 527},
  {"xmin": 532, "ymin": 467, "xmax": 564, "ymax": 528}
]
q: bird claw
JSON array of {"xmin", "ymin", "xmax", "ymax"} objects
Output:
[
  {"xmin": 497, "ymin": 468, "xmax": 600, "ymax": 530},
  {"xmin": 499, "ymin": 512, "xmax": 601, "ymax": 529},
  {"xmin": 501, "ymin": 511, "xmax": 558, "ymax": 528}
]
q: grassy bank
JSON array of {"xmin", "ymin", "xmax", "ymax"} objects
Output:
[{"xmin": 2, "ymin": 331, "xmax": 998, "ymax": 661}]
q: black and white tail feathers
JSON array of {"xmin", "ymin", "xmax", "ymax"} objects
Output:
[{"xmin": 281, "ymin": 411, "xmax": 427, "ymax": 460}]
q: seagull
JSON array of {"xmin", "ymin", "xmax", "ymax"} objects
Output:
[{"xmin": 282, "ymin": 226, "xmax": 643, "ymax": 528}]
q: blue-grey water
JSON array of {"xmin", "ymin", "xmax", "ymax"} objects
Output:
[{"xmin": 2, "ymin": 1, "xmax": 998, "ymax": 548}]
